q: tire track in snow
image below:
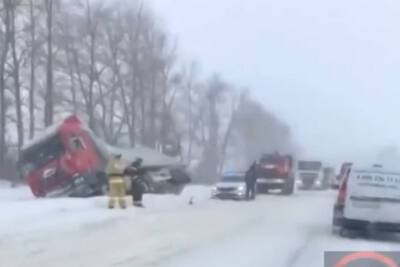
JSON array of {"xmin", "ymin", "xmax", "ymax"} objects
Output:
[
  {"xmin": 284, "ymin": 221, "xmax": 330, "ymax": 267},
  {"xmin": 285, "ymin": 232, "xmax": 315, "ymax": 267}
]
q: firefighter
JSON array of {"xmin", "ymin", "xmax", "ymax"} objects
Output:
[
  {"xmin": 106, "ymin": 154, "xmax": 126, "ymax": 209},
  {"xmin": 245, "ymin": 161, "xmax": 258, "ymax": 200},
  {"xmin": 125, "ymin": 158, "xmax": 146, "ymax": 208}
]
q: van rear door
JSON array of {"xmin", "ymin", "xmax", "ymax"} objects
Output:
[{"xmin": 344, "ymin": 169, "xmax": 400, "ymax": 223}]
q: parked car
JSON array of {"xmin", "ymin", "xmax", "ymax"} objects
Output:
[
  {"xmin": 211, "ymin": 172, "xmax": 247, "ymax": 200},
  {"xmin": 332, "ymin": 164, "xmax": 400, "ymax": 237}
]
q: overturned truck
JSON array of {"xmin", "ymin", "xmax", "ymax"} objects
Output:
[{"xmin": 19, "ymin": 115, "xmax": 190, "ymax": 197}]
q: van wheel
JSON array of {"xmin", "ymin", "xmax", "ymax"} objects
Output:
[
  {"xmin": 331, "ymin": 225, "xmax": 340, "ymax": 235},
  {"xmin": 339, "ymin": 228, "xmax": 359, "ymax": 239},
  {"xmin": 257, "ymin": 186, "xmax": 267, "ymax": 194}
]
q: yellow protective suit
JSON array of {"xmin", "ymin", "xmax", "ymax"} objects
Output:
[{"xmin": 106, "ymin": 158, "xmax": 126, "ymax": 209}]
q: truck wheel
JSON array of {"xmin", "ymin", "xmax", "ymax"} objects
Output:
[
  {"xmin": 257, "ymin": 186, "xmax": 268, "ymax": 194},
  {"xmin": 282, "ymin": 180, "xmax": 294, "ymax": 195},
  {"xmin": 95, "ymin": 172, "xmax": 108, "ymax": 195}
]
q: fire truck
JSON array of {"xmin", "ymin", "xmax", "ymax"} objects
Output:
[
  {"xmin": 256, "ymin": 153, "xmax": 295, "ymax": 195},
  {"xmin": 19, "ymin": 115, "xmax": 189, "ymax": 197}
]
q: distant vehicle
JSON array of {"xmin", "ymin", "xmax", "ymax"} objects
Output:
[
  {"xmin": 297, "ymin": 160, "xmax": 324, "ymax": 190},
  {"xmin": 332, "ymin": 164, "xmax": 400, "ymax": 236},
  {"xmin": 19, "ymin": 115, "xmax": 189, "ymax": 198},
  {"xmin": 332, "ymin": 162, "xmax": 352, "ymax": 189},
  {"xmin": 211, "ymin": 172, "xmax": 246, "ymax": 200},
  {"xmin": 256, "ymin": 153, "xmax": 295, "ymax": 195}
]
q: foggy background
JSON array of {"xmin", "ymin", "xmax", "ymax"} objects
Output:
[{"xmin": 149, "ymin": 0, "xmax": 400, "ymax": 166}]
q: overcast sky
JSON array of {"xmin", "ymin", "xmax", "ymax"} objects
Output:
[{"xmin": 149, "ymin": 0, "xmax": 400, "ymax": 165}]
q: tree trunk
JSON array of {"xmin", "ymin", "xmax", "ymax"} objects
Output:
[
  {"xmin": 218, "ymin": 103, "xmax": 238, "ymax": 175},
  {"xmin": 185, "ymin": 65, "xmax": 195, "ymax": 163},
  {"xmin": 139, "ymin": 79, "xmax": 146, "ymax": 145},
  {"xmin": 207, "ymin": 93, "xmax": 219, "ymax": 180},
  {"xmin": 108, "ymin": 82, "xmax": 116, "ymax": 141},
  {"xmin": 128, "ymin": 71, "xmax": 136, "ymax": 147},
  {"xmin": 28, "ymin": 0, "xmax": 36, "ymax": 139},
  {"xmin": 126, "ymin": 4, "xmax": 143, "ymax": 147},
  {"xmin": 149, "ymin": 70, "xmax": 156, "ymax": 147},
  {"xmin": 0, "ymin": 0, "xmax": 11, "ymax": 164},
  {"xmin": 60, "ymin": 15, "xmax": 78, "ymax": 113},
  {"xmin": 66, "ymin": 53, "xmax": 78, "ymax": 113},
  {"xmin": 86, "ymin": 0, "xmax": 95, "ymax": 131},
  {"xmin": 10, "ymin": 2, "xmax": 24, "ymax": 153},
  {"xmin": 44, "ymin": 0, "xmax": 54, "ymax": 126}
]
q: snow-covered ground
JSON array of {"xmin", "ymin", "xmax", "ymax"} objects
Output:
[{"xmin": 1, "ymin": 182, "xmax": 400, "ymax": 267}]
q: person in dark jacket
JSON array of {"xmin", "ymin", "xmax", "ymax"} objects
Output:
[
  {"xmin": 245, "ymin": 161, "xmax": 258, "ymax": 200},
  {"xmin": 124, "ymin": 158, "xmax": 146, "ymax": 207}
]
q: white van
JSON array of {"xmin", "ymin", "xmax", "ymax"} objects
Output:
[{"xmin": 332, "ymin": 165, "xmax": 400, "ymax": 235}]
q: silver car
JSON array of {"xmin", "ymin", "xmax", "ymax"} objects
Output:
[{"xmin": 211, "ymin": 172, "xmax": 246, "ymax": 200}]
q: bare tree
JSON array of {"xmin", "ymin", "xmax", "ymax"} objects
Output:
[
  {"xmin": 218, "ymin": 91, "xmax": 245, "ymax": 174},
  {"xmin": 44, "ymin": 0, "xmax": 54, "ymax": 126},
  {"xmin": 0, "ymin": 0, "xmax": 12, "ymax": 164},
  {"xmin": 195, "ymin": 74, "xmax": 226, "ymax": 182},
  {"xmin": 181, "ymin": 61, "xmax": 198, "ymax": 163},
  {"xmin": 28, "ymin": 0, "xmax": 36, "ymax": 139},
  {"xmin": 85, "ymin": 0, "xmax": 97, "ymax": 131},
  {"xmin": 126, "ymin": 3, "xmax": 143, "ymax": 147},
  {"xmin": 9, "ymin": 0, "xmax": 24, "ymax": 152}
]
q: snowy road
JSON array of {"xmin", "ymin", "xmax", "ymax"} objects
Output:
[{"xmin": 1, "ymin": 183, "xmax": 400, "ymax": 267}]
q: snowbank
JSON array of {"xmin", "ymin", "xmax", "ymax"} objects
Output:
[
  {"xmin": 0, "ymin": 184, "xmax": 211, "ymax": 237},
  {"xmin": 3, "ymin": 186, "xmax": 399, "ymax": 267},
  {"xmin": 0, "ymin": 181, "xmax": 33, "ymax": 202},
  {"xmin": 0, "ymin": 184, "xmax": 214, "ymax": 267}
]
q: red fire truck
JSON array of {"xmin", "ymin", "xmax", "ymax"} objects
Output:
[{"xmin": 256, "ymin": 153, "xmax": 295, "ymax": 195}]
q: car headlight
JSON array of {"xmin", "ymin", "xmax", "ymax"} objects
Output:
[{"xmin": 237, "ymin": 186, "xmax": 245, "ymax": 192}]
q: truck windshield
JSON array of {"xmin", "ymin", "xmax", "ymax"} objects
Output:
[
  {"xmin": 221, "ymin": 175, "xmax": 244, "ymax": 182},
  {"xmin": 298, "ymin": 161, "xmax": 322, "ymax": 171},
  {"xmin": 20, "ymin": 134, "xmax": 65, "ymax": 175}
]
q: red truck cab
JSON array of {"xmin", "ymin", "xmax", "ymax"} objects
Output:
[
  {"xmin": 256, "ymin": 153, "xmax": 295, "ymax": 195},
  {"xmin": 20, "ymin": 115, "xmax": 106, "ymax": 197}
]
